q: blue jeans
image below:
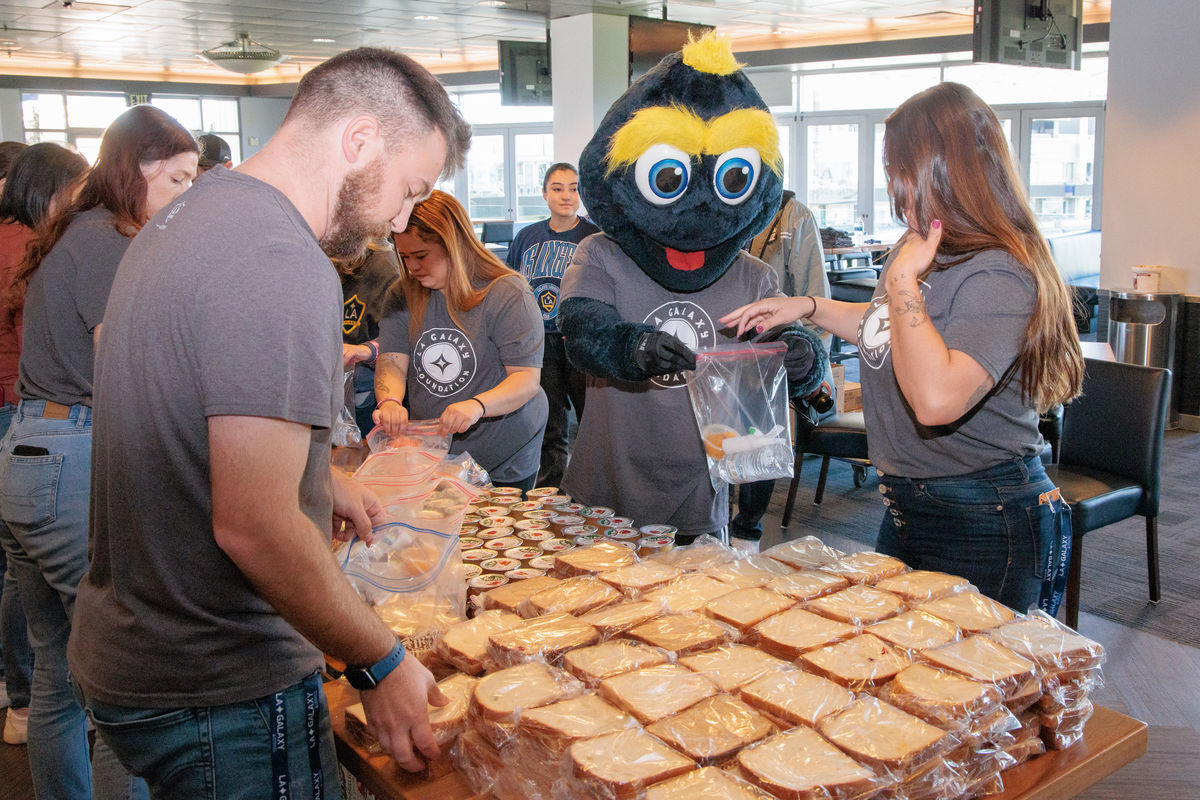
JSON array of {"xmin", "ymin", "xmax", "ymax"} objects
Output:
[
  {"xmin": 875, "ymin": 455, "xmax": 1068, "ymax": 614},
  {"xmin": 82, "ymin": 672, "xmax": 342, "ymax": 800},
  {"xmin": 0, "ymin": 399, "xmax": 146, "ymax": 799},
  {"xmin": 0, "ymin": 403, "xmax": 34, "ymax": 710}
]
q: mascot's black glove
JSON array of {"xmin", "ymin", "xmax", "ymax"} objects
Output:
[
  {"xmin": 777, "ymin": 325, "xmax": 828, "ymax": 399},
  {"xmin": 634, "ymin": 331, "xmax": 697, "ymax": 377},
  {"xmin": 783, "ymin": 334, "xmax": 815, "ymax": 385}
]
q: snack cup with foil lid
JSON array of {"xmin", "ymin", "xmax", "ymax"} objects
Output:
[
  {"xmin": 639, "ymin": 524, "xmax": 678, "ymax": 537},
  {"xmin": 599, "ymin": 516, "xmax": 636, "ymax": 529},
  {"xmin": 573, "ymin": 532, "xmax": 607, "ymax": 546},
  {"xmin": 606, "ymin": 528, "xmax": 641, "ymax": 541},
  {"xmin": 469, "ymin": 573, "xmax": 508, "ymax": 591},
  {"xmin": 505, "ymin": 567, "xmax": 547, "ymax": 581},
  {"xmin": 504, "ymin": 546, "xmax": 544, "ymax": 561},
  {"xmin": 463, "ymin": 548, "xmax": 495, "ymax": 563},
  {"xmin": 481, "ymin": 557, "xmax": 522, "ymax": 573},
  {"xmin": 522, "ymin": 509, "xmax": 557, "ymax": 521},
  {"xmin": 551, "ymin": 514, "xmax": 588, "ymax": 528},
  {"xmin": 529, "ymin": 554, "xmax": 557, "ymax": 571},
  {"xmin": 459, "ymin": 536, "xmax": 484, "ymax": 550},
  {"xmin": 638, "ymin": 535, "xmax": 674, "ymax": 557},
  {"xmin": 515, "ymin": 519, "xmax": 552, "ymax": 532},
  {"xmin": 517, "ymin": 528, "xmax": 555, "ymax": 542},
  {"xmin": 461, "ymin": 563, "xmax": 483, "ymax": 580},
  {"xmin": 489, "ymin": 486, "xmax": 524, "ymax": 497},
  {"xmin": 525, "ymin": 486, "xmax": 560, "ymax": 498},
  {"xmin": 563, "ymin": 524, "xmax": 600, "ymax": 538},
  {"xmin": 510, "ymin": 500, "xmax": 544, "ymax": 515},
  {"xmin": 556, "ymin": 502, "xmax": 589, "ymax": 515},
  {"xmin": 582, "ymin": 506, "xmax": 616, "ymax": 520},
  {"xmin": 477, "ymin": 526, "xmax": 516, "ymax": 541},
  {"xmin": 483, "ymin": 536, "xmax": 522, "ymax": 552},
  {"xmin": 479, "ymin": 515, "xmax": 517, "ymax": 529},
  {"xmin": 462, "ymin": 514, "xmax": 482, "ymax": 525},
  {"xmin": 459, "ymin": 525, "xmax": 480, "ymax": 537},
  {"xmin": 477, "ymin": 505, "xmax": 512, "ymax": 517},
  {"xmin": 539, "ymin": 494, "xmax": 573, "ymax": 507},
  {"xmin": 540, "ymin": 538, "xmax": 576, "ymax": 553}
]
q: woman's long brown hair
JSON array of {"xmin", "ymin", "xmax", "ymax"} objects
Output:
[
  {"xmin": 883, "ymin": 82, "xmax": 1083, "ymax": 412},
  {"xmin": 396, "ymin": 190, "xmax": 519, "ymax": 341},
  {"xmin": 3, "ymin": 105, "xmax": 198, "ymax": 323}
]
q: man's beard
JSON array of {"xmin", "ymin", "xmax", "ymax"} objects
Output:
[{"xmin": 320, "ymin": 160, "xmax": 391, "ymax": 261}]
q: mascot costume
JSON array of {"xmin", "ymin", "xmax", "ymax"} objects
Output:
[{"xmin": 558, "ymin": 32, "xmax": 828, "ymax": 543}]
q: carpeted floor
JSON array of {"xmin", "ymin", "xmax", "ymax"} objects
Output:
[{"xmin": 767, "ymin": 428, "xmax": 1200, "ymax": 647}]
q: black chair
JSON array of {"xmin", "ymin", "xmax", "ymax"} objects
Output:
[
  {"xmin": 780, "ymin": 400, "xmax": 870, "ymax": 528},
  {"xmin": 826, "ymin": 277, "xmax": 877, "ymax": 363},
  {"xmin": 480, "ymin": 220, "xmax": 514, "ymax": 245},
  {"xmin": 1038, "ymin": 404, "xmax": 1064, "ymax": 463},
  {"xmin": 1044, "ymin": 358, "xmax": 1170, "ymax": 629}
]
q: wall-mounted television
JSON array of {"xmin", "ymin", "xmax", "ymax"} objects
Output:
[
  {"xmin": 628, "ymin": 15, "xmax": 714, "ymax": 85},
  {"xmin": 499, "ymin": 39, "xmax": 552, "ymax": 106},
  {"xmin": 973, "ymin": 0, "xmax": 1082, "ymax": 70}
]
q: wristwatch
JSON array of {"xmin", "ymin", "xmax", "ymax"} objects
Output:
[{"xmin": 343, "ymin": 639, "xmax": 406, "ymax": 690}]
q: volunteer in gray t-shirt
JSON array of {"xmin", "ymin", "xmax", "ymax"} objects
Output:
[
  {"xmin": 721, "ymin": 83, "xmax": 1083, "ymax": 615},
  {"xmin": 376, "ymin": 191, "xmax": 547, "ymax": 493}
]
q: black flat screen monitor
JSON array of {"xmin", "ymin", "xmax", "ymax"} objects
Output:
[
  {"xmin": 499, "ymin": 39, "xmax": 552, "ymax": 105},
  {"xmin": 628, "ymin": 15, "xmax": 714, "ymax": 84},
  {"xmin": 973, "ymin": 0, "xmax": 1082, "ymax": 70}
]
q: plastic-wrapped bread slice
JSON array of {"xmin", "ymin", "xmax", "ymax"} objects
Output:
[
  {"xmin": 800, "ymin": 633, "xmax": 912, "ymax": 691},
  {"xmin": 436, "ymin": 609, "xmax": 525, "ymax": 674},
  {"xmin": 553, "ymin": 540, "xmax": 637, "ymax": 577},
  {"xmin": 678, "ymin": 644, "xmax": 792, "ymax": 693},
  {"xmin": 579, "ymin": 600, "xmax": 664, "ymax": 638},
  {"xmin": 920, "ymin": 635, "xmax": 1038, "ymax": 702},
  {"xmin": 884, "ymin": 746, "xmax": 967, "ymax": 800},
  {"xmin": 817, "ymin": 695, "xmax": 952, "ymax": 776},
  {"xmin": 739, "ymin": 668, "xmax": 856, "ymax": 729},
  {"xmin": 568, "ymin": 728, "xmax": 695, "ymax": 800},
  {"xmin": 1040, "ymin": 697, "xmax": 1094, "ymax": 750},
  {"xmin": 821, "ymin": 551, "xmax": 909, "ymax": 585},
  {"xmin": 484, "ymin": 574, "xmax": 561, "ymax": 614},
  {"xmin": 644, "ymin": 766, "xmax": 775, "ymax": 800},
  {"xmin": 766, "ymin": 568, "xmax": 850, "ymax": 602},
  {"xmin": 646, "ymin": 694, "xmax": 775, "ymax": 766},
  {"xmin": 1037, "ymin": 668, "xmax": 1103, "ymax": 714},
  {"xmin": 915, "ymin": 591, "xmax": 1015, "ymax": 635},
  {"xmin": 865, "ymin": 610, "xmax": 960, "ymax": 655},
  {"xmin": 627, "ymin": 612, "xmax": 738, "ymax": 657},
  {"xmin": 987, "ymin": 610, "xmax": 1106, "ymax": 675},
  {"xmin": 703, "ymin": 555, "xmax": 794, "ymax": 589},
  {"xmin": 345, "ymin": 672, "xmax": 477, "ymax": 756},
  {"xmin": 519, "ymin": 575, "xmax": 622, "ymax": 618},
  {"xmin": 599, "ymin": 663, "xmax": 719, "ymax": 724},
  {"xmin": 644, "ymin": 573, "xmax": 737, "ymax": 613},
  {"xmin": 599, "ymin": 560, "xmax": 681, "ymax": 596},
  {"xmin": 762, "ymin": 535, "xmax": 845, "ymax": 570},
  {"xmin": 486, "ymin": 612, "xmax": 600, "ymax": 668},
  {"xmin": 563, "ymin": 639, "xmax": 672, "ymax": 688},
  {"xmin": 451, "ymin": 728, "xmax": 507, "ymax": 796},
  {"xmin": 704, "ymin": 587, "xmax": 796, "ymax": 634},
  {"xmin": 806, "ymin": 584, "xmax": 904, "ymax": 626},
  {"xmin": 875, "ymin": 570, "xmax": 971, "ymax": 603},
  {"xmin": 1005, "ymin": 673, "xmax": 1044, "ymax": 714},
  {"xmin": 880, "ymin": 663, "xmax": 1004, "ymax": 729},
  {"xmin": 647, "ymin": 534, "xmax": 737, "ymax": 572},
  {"xmin": 469, "ymin": 661, "xmax": 585, "ymax": 747},
  {"xmin": 735, "ymin": 725, "xmax": 880, "ymax": 800},
  {"xmin": 518, "ymin": 692, "xmax": 638, "ymax": 756},
  {"xmin": 753, "ymin": 607, "xmax": 859, "ymax": 660}
]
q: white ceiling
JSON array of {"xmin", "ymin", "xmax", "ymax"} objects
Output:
[{"xmin": 0, "ymin": 0, "xmax": 1111, "ymax": 84}]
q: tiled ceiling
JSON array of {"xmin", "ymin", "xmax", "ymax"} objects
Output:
[{"xmin": 0, "ymin": 0, "xmax": 1110, "ymax": 84}]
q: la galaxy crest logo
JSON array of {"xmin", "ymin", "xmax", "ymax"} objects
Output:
[
  {"xmin": 413, "ymin": 327, "xmax": 476, "ymax": 397},
  {"xmin": 644, "ymin": 301, "xmax": 715, "ymax": 388},
  {"xmin": 858, "ymin": 281, "xmax": 929, "ymax": 370},
  {"xmin": 533, "ymin": 280, "xmax": 558, "ymax": 319},
  {"xmin": 343, "ymin": 294, "xmax": 366, "ymax": 335}
]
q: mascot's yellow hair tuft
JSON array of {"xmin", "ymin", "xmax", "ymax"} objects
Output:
[
  {"xmin": 605, "ymin": 105, "xmax": 782, "ymax": 177},
  {"xmin": 681, "ymin": 30, "xmax": 744, "ymax": 76}
]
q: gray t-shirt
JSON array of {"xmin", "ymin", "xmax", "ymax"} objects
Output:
[
  {"xmin": 69, "ymin": 167, "xmax": 341, "ymax": 707},
  {"xmin": 16, "ymin": 206, "xmax": 131, "ymax": 406},
  {"xmin": 858, "ymin": 248, "xmax": 1042, "ymax": 478},
  {"xmin": 559, "ymin": 234, "xmax": 781, "ymax": 537},
  {"xmin": 377, "ymin": 274, "xmax": 547, "ymax": 482}
]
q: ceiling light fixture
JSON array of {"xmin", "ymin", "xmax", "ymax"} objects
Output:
[
  {"xmin": 312, "ymin": 38, "xmax": 335, "ymax": 43},
  {"xmin": 202, "ymin": 32, "xmax": 287, "ymax": 75},
  {"xmin": 414, "ymin": 15, "xmax": 439, "ymax": 21}
]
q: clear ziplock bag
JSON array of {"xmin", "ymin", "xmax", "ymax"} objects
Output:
[
  {"xmin": 355, "ymin": 420, "xmax": 452, "ymax": 506},
  {"xmin": 686, "ymin": 342, "xmax": 793, "ymax": 486}
]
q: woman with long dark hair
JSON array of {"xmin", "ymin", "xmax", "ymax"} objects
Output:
[
  {"xmin": 722, "ymin": 82, "xmax": 1083, "ymax": 613},
  {"xmin": 374, "ymin": 190, "xmax": 547, "ymax": 494},
  {"xmin": 0, "ymin": 105, "xmax": 196, "ymax": 799}
]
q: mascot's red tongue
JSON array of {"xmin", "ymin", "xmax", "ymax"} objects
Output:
[{"xmin": 664, "ymin": 247, "xmax": 705, "ymax": 271}]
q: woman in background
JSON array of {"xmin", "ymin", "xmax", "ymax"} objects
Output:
[
  {"xmin": 0, "ymin": 106, "xmax": 197, "ymax": 799},
  {"xmin": 722, "ymin": 82, "xmax": 1082, "ymax": 613},
  {"xmin": 375, "ymin": 190, "xmax": 547, "ymax": 494}
]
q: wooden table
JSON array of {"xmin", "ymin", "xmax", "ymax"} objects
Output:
[{"xmin": 326, "ymin": 680, "xmax": 1146, "ymax": 800}]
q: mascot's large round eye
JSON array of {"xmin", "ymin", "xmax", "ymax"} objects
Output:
[
  {"xmin": 634, "ymin": 144, "xmax": 691, "ymax": 205},
  {"xmin": 713, "ymin": 148, "xmax": 761, "ymax": 205}
]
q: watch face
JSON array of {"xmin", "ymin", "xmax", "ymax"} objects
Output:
[{"xmin": 344, "ymin": 667, "xmax": 376, "ymax": 691}]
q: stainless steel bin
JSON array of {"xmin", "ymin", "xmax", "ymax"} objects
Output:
[{"xmin": 1107, "ymin": 290, "xmax": 1181, "ymax": 424}]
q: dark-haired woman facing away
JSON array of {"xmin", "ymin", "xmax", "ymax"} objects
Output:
[
  {"xmin": 722, "ymin": 82, "xmax": 1082, "ymax": 614},
  {"xmin": 0, "ymin": 106, "xmax": 196, "ymax": 799}
]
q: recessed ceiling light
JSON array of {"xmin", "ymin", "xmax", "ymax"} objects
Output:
[
  {"xmin": 479, "ymin": 1, "xmax": 508, "ymax": 6},
  {"xmin": 312, "ymin": 38, "xmax": 335, "ymax": 43},
  {"xmin": 414, "ymin": 15, "xmax": 439, "ymax": 21}
]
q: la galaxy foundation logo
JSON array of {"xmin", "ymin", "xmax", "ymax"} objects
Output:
[
  {"xmin": 413, "ymin": 327, "xmax": 476, "ymax": 397},
  {"xmin": 644, "ymin": 301, "xmax": 715, "ymax": 388},
  {"xmin": 858, "ymin": 281, "xmax": 929, "ymax": 370}
]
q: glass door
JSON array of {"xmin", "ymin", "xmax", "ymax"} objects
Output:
[
  {"xmin": 446, "ymin": 124, "xmax": 553, "ymax": 224},
  {"xmin": 1020, "ymin": 106, "xmax": 1103, "ymax": 234},
  {"xmin": 804, "ymin": 120, "xmax": 860, "ymax": 231}
]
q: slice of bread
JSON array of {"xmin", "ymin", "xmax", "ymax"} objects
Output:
[
  {"xmin": 486, "ymin": 612, "xmax": 599, "ymax": 667},
  {"xmin": 553, "ymin": 540, "xmax": 636, "ymax": 577},
  {"xmin": 766, "ymin": 569, "xmax": 850, "ymax": 602},
  {"xmin": 762, "ymin": 536, "xmax": 844, "ymax": 570},
  {"xmin": 646, "ymin": 694, "xmax": 775, "ymax": 765},
  {"xmin": 920, "ymin": 635, "xmax": 1038, "ymax": 699},
  {"xmin": 517, "ymin": 692, "xmax": 635, "ymax": 755},
  {"xmin": 703, "ymin": 555, "xmax": 794, "ymax": 589},
  {"xmin": 987, "ymin": 615, "xmax": 1105, "ymax": 673},
  {"xmin": 822, "ymin": 551, "xmax": 909, "ymax": 585},
  {"xmin": 471, "ymin": 661, "xmax": 583, "ymax": 721},
  {"xmin": 752, "ymin": 607, "xmax": 858, "ymax": 660},
  {"xmin": 678, "ymin": 644, "xmax": 791, "ymax": 692},
  {"xmin": 883, "ymin": 663, "xmax": 1002, "ymax": 726},
  {"xmin": 569, "ymin": 728, "xmax": 695, "ymax": 800},
  {"xmin": 427, "ymin": 672, "xmax": 478, "ymax": 747},
  {"xmin": 736, "ymin": 726, "xmax": 877, "ymax": 800},
  {"xmin": 627, "ymin": 612, "xmax": 736, "ymax": 656},
  {"xmin": 916, "ymin": 591, "xmax": 1015, "ymax": 634},
  {"xmin": 648, "ymin": 539, "xmax": 737, "ymax": 572},
  {"xmin": 816, "ymin": 695, "xmax": 948, "ymax": 773},
  {"xmin": 563, "ymin": 639, "xmax": 671, "ymax": 688},
  {"xmin": 704, "ymin": 587, "xmax": 796, "ymax": 633},
  {"xmin": 644, "ymin": 573, "xmax": 737, "ymax": 613},
  {"xmin": 739, "ymin": 668, "xmax": 855, "ymax": 728},
  {"xmin": 865, "ymin": 610, "xmax": 960, "ymax": 653},
  {"xmin": 599, "ymin": 561, "xmax": 681, "ymax": 595},
  {"xmin": 483, "ymin": 574, "xmax": 561, "ymax": 614},
  {"xmin": 436, "ymin": 609, "xmax": 524, "ymax": 674},
  {"xmin": 644, "ymin": 766, "xmax": 775, "ymax": 800},
  {"xmin": 806, "ymin": 584, "xmax": 905, "ymax": 626},
  {"xmin": 578, "ymin": 600, "xmax": 663, "ymax": 638},
  {"xmin": 599, "ymin": 663, "xmax": 718, "ymax": 724},
  {"xmin": 521, "ymin": 575, "xmax": 622, "ymax": 618},
  {"xmin": 800, "ymin": 633, "xmax": 912, "ymax": 690},
  {"xmin": 875, "ymin": 570, "xmax": 970, "ymax": 603},
  {"xmin": 451, "ymin": 728, "xmax": 506, "ymax": 795}
]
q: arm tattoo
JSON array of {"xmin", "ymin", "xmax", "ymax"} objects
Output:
[
  {"xmin": 965, "ymin": 382, "xmax": 992, "ymax": 411},
  {"xmin": 892, "ymin": 289, "xmax": 929, "ymax": 328}
]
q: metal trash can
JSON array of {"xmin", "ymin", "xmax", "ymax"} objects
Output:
[{"xmin": 1107, "ymin": 290, "xmax": 1182, "ymax": 425}]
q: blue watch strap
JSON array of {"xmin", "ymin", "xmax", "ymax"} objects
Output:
[{"xmin": 346, "ymin": 639, "xmax": 405, "ymax": 690}]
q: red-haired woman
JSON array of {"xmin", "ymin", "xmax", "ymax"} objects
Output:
[{"xmin": 0, "ymin": 105, "xmax": 197, "ymax": 799}]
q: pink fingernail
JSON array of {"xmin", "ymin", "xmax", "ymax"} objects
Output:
[
  {"xmin": 932, "ymin": 219, "xmax": 942, "ymax": 229},
  {"xmin": 756, "ymin": 325, "xmax": 765, "ymax": 334}
]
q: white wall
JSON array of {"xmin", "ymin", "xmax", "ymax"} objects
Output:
[
  {"xmin": 0, "ymin": 89, "xmax": 23, "ymax": 142},
  {"xmin": 549, "ymin": 14, "xmax": 629, "ymax": 169},
  {"xmin": 1100, "ymin": 0, "xmax": 1200, "ymax": 293},
  {"xmin": 237, "ymin": 96, "xmax": 290, "ymax": 160}
]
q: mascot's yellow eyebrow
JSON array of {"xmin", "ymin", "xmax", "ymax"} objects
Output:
[{"xmin": 605, "ymin": 105, "xmax": 783, "ymax": 177}]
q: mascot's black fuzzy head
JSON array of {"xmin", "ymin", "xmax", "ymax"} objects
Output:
[{"xmin": 580, "ymin": 33, "xmax": 783, "ymax": 293}]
